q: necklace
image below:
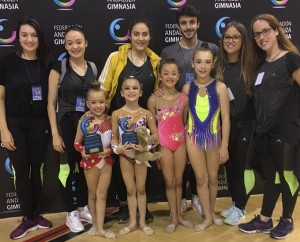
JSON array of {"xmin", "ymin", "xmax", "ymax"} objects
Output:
[
  {"xmin": 267, "ymin": 50, "xmax": 282, "ymax": 62},
  {"xmin": 69, "ymin": 59, "xmax": 87, "ymax": 76},
  {"xmin": 194, "ymin": 79, "xmax": 214, "ymax": 88},
  {"xmin": 130, "ymin": 49, "xmax": 147, "ymax": 67}
]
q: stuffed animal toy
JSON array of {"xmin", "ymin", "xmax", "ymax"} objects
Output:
[{"xmin": 125, "ymin": 126, "xmax": 161, "ymax": 167}]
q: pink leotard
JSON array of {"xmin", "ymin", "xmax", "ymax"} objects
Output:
[{"xmin": 156, "ymin": 93, "xmax": 186, "ymax": 151}]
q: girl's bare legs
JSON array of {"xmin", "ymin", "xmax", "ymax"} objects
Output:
[
  {"xmin": 95, "ymin": 164, "xmax": 113, "ymax": 236},
  {"xmin": 84, "ymin": 167, "xmax": 100, "ymax": 232},
  {"xmin": 187, "ymin": 140, "xmax": 213, "ymax": 230},
  {"xmin": 206, "ymin": 149, "xmax": 222, "ymax": 223},
  {"xmin": 160, "ymin": 147, "xmax": 178, "ymax": 226},
  {"xmin": 120, "ymin": 157, "xmax": 138, "ymax": 230},
  {"xmin": 174, "ymin": 144, "xmax": 190, "ymax": 225},
  {"xmin": 134, "ymin": 163, "xmax": 148, "ymax": 229}
]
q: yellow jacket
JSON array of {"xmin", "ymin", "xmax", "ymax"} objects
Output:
[{"xmin": 99, "ymin": 43, "xmax": 160, "ymax": 109}]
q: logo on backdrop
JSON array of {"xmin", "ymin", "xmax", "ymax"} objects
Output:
[
  {"xmin": 280, "ymin": 20, "xmax": 292, "ymax": 39},
  {"xmin": 167, "ymin": 0, "xmax": 186, "ymax": 8},
  {"xmin": 0, "ymin": 0, "xmax": 19, "ymax": 10},
  {"xmin": 0, "ymin": 19, "xmax": 16, "ymax": 46},
  {"xmin": 164, "ymin": 23, "xmax": 181, "ymax": 44},
  {"xmin": 215, "ymin": 16, "xmax": 231, "ymax": 38},
  {"xmin": 270, "ymin": 0, "xmax": 288, "ymax": 8},
  {"xmin": 106, "ymin": 0, "xmax": 136, "ymax": 10},
  {"xmin": 53, "ymin": 24, "xmax": 82, "ymax": 45},
  {"xmin": 109, "ymin": 18, "xmax": 129, "ymax": 43},
  {"xmin": 54, "ymin": 0, "xmax": 75, "ymax": 10},
  {"xmin": 58, "ymin": 52, "xmax": 67, "ymax": 61},
  {"xmin": 5, "ymin": 158, "xmax": 14, "ymax": 176},
  {"xmin": 214, "ymin": 0, "xmax": 242, "ymax": 9}
]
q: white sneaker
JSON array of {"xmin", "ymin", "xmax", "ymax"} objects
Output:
[
  {"xmin": 224, "ymin": 206, "xmax": 245, "ymax": 225},
  {"xmin": 66, "ymin": 210, "xmax": 84, "ymax": 233},
  {"xmin": 191, "ymin": 195, "xmax": 204, "ymax": 215},
  {"xmin": 79, "ymin": 205, "xmax": 93, "ymax": 224},
  {"xmin": 221, "ymin": 202, "xmax": 235, "ymax": 218}
]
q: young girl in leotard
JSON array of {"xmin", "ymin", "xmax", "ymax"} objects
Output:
[
  {"xmin": 111, "ymin": 76, "xmax": 157, "ymax": 236},
  {"xmin": 74, "ymin": 83, "xmax": 115, "ymax": 239},
  {"xmin": 148, "ymin": 58, "xmax": 192, "ymax": 233},
  {"xmin": 182, "ymin": 44, "xmax": 230, "ymax": 231}
]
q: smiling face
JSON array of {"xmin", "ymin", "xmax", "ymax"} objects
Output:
[
  {"xmin": 252, "ymin": 19, "xmax": 278, "ymax": 53},
  {"xmin": 19, "ymin": 24, "xmax": 39, "ymax": 56},
  {"xmin": 86, "ymin": 90, "xmax": 107, "ymax": 118},
  {"xmin": 223, "ymin": 26, "xmax": 242, "ymax": 58},
  {"xmin": 121, "ymin": 78, "xmax": 142, "ymax": 102},
  {"xmin": 192, "ymin": 50, "xmax": 214, "ymax": 82},
  {"xmin": 130, "ymin": 22, "xmax": 151, "ymax": 53},
  {"xmin": 177, "ymin": 15, "xmax": 199, "ymax": 41},
  {"xmin": 65, "ymin": 30, "xmax": 87, "ymax": 59},
  {"xmin": 159, "ymin": 63, "xmax": 180, "ymax": 89}
]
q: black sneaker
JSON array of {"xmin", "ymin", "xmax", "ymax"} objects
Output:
[
  {"xmin": 238, "ymin": 215, "xmax": 273, "ymax": 234},
  {"xmin": 270, "ymin": 217, "xmax": 294, "ymax": 239},
  {"xmin": 10, "ymin": 217, "xmax": 38, "ymax": 240},
  {"xmin": 116, "ymin": 204, "xmax": 129, "ymax": 224},
  {"xmin": 145, "ymin": 207, "xmax": 153, "ymax": 224}
]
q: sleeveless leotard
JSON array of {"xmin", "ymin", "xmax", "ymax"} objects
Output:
[
  {"xmin": 156, "ymin": 93, "xmax": 186, "ymax": 151},
  {"xmin": 188, "ymin": 80, "xmax": 221, "ymax": 150}
]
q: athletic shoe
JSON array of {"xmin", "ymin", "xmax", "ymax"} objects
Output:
[
  {"xmin": 35, "ymin": 214, "xmax": 53, "ymax": 229},
  {"xmin": 270, "ymin": 217, "xmax": 294, "ymax": 239},
  {"xmin": 116, "ymin": 204, "xmax": 129, "ymax": 224},
  {"xmin": 221, "ymin": 202, "xmax": 235, "ymax": 218},
  {"xmin": 238, "ymin": 215, "xmax": 273, "ymax": 234},
  {"xmin": 191, "ymin": 195, "xmax": 204, "ymax": 215},
  {"xmin": 66, "ymin": 210, "xmax": 84, "ymax": 233},
  {"xmin": 224, "ymin": 206, "xmax": 245, "ymax": 225},
  {"xmin": 146, "ymin": 207, "xmax": 154, "ymax": 223},
  {"xmin": 79, "ymin": 205, "xmax": 93, "ymax": 224},
  {"xmin": 10, "ymin": 217, "xmax": 38, "ymax": 240}
]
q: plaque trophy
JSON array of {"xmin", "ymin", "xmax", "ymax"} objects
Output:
[
  {"xmin": 81, "ymin": 117, "xmax": 103, "ymax": 154},
  {"xmin": 120, "ymin": 117, "xmax": 138, "ymax": 145}
]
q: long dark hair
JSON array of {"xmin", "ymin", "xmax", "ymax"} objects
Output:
[
  {"xmin": 215, "ymin": 21, "xmax": 254, "ymax": 95},
  {"xmin": 16, "ymin": 16, "xmax": 52, "ymax": 68}
]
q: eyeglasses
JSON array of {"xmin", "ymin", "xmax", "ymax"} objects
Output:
[
  {"xmin": 223, "ymin": 34, "xmax": 242, "ymax": 42},
  {"xmin": 253, "ymin": 27, "xmax": 273, "ymax": 39}
]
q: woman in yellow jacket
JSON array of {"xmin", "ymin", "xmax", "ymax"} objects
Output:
[{"xmin": 98, "ymin": 18, "xmax": 160, "ymax": 226}]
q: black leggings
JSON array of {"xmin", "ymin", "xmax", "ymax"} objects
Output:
[
  {"xmin": 225, "ymin": 121, "xmax": 254, "ymax": 209},
  {"xmin": 256, "ymin": 134, "xmax": 299, "ymax": 218},
  {"xmin": 60, "ymin": 112, "xmax": 88, "ymax": 212},
  {"xmin": 6, "ymin": 116, "xmax": 50, "ymax": 217}
]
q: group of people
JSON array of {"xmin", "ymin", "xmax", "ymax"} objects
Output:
[{"xmin": 0, "ymin": 3, "xmax": 299, "ymax": 241}]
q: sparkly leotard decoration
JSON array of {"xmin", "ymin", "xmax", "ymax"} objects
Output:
[
  {"xmin": 156, "ymin": 93, "xmax": 185, "ymax": 151},
  {"xmin": 188, "ymin": 80, "xmax": 221, "ymax": 149}
]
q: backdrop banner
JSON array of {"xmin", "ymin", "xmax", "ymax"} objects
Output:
[{"xmin": 0, "ymin": 0, "xmax": 299, "ymax": 218}]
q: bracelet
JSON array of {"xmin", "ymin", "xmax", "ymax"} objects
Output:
[
  {"xmin": 74, "ymin": 141, "xmax": 83, "ymax": 153},
  {"xmin": 111, "ymin": 144, "xmax": 119, "ymax": 154}
]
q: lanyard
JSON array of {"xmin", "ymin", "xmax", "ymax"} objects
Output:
[{"xmin": 22, "ymin": 59, "xmax": 40, "ymax": 85}]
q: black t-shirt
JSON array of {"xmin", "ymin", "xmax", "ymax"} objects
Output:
[
  {"xmin": 254, "ymin": 52, "xmax": 300, "ymax": 145},
  {"xmin": 52, "ymin": 58, "xmax": 97, "ymax": 114},
  {"xmin": 0, "ymin": 52, "xmax": 50, "ymax": 117},
  {"xmin": 108, "ymin": 57, "xmax": 155, "ymax": 114},
  {"xmin": 223, "ymin": 61, "xmax": 255, "ymax": 122}
]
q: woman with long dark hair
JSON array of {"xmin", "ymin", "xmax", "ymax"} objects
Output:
[{"xmin": 0, "ymin": 16, "xmax": 53, "ymax": 240}]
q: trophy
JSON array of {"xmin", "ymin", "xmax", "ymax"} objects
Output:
[
  {"xmin": 120, "ymin": 117, "xmax": 138, "ymax": 145},
  {"xmin": 81, "ymin": 117, "xmax": 103, "ymax": 154}
]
